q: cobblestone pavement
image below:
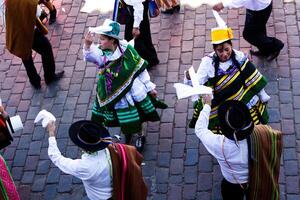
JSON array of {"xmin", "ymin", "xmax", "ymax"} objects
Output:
[{"xmin": 1, "ymin": 0, "xmax": 300, "ymax": 199}]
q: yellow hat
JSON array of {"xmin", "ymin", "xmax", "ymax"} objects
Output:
[{"xmin": 211, "ymin": 27, "xmax": 234, "ymax": 44}]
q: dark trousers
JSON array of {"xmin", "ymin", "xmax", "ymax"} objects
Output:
[
  {"xmin": 221, "ymin": 178, "xmax": 249, "ymax": 200},
  {"xmin": 22, "ymin": 29, "xmax": 55, "ymax": 84},
  {"xmin": 243, "ymin": 2, "xmax": 283, "ymax": 55},
  {"xmin": 125, "ymin": 1, "xmax": 159, "ymax": 67}
]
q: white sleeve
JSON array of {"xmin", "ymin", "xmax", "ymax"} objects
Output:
[
  {"xmin": 125, "ymin": 0, "xmax": 144, "ymax": 28},
  {"xmin": 222, "ymin": 0, "xmax": 248, "ymax": 9},
  {"xmin": 196, "ymin": 57, "xmax": 212, "ymax": 85},
  {"xmin": 36, "ymin": 5, "xmax": 42, "ymax": 17},
  {"xmin": 83, "ymin": 43, "xmax": 105, "ymax": 67},
  {"xmin": 47, "ymin": 137, "xmax": 92, "ymax": 179},
  {"xmin": 137, "ymin": 69, "xmax": 156, "ymax": 92},
  {"xmin": 194, "ymin": 104, "xmax": 224, "ymax": 160}
]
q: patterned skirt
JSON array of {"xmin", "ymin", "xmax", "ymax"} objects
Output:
[{"xmin": 92, "ymin": 95, "xmax": 167, "ymax": 135}]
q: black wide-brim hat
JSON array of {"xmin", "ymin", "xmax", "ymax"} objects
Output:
[
  {"xmin": 69, "ymin": 120, "xmax": 111, "ymax": 152},
  {"xmin": 218, "ymin": 100, "xmax": 254, "ymax": 141}
]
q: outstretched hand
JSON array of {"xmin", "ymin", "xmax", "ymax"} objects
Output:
[
  {"xmin": 84, "ymin": 31, "xmax": 94, "ymax": 49},
  {"xmin": 202, "ymin": 94, "xmax": 213, "ymax": 106},
  {"xmin": 212, "ymin": 3, "xmax": 224, "ymax": 12}
]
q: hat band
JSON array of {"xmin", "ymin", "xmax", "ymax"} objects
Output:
[
  {"xmin": 77, "ymin": 135, "xmax": 112, "ymax": 145},
  {"xmin": 225, "ymin": 109, "xmax": 253, "ymax": 132}
]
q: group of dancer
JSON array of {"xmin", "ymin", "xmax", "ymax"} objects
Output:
[{"xmin": 0, "ymin": 0, "xmax": 284, "ymax": 200}]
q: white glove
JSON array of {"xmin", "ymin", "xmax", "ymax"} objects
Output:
[{"xmin": 34, "ymin": 109, "xmax": 56, "ymax": 128}]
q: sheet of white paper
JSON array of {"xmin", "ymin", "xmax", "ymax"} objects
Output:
[
  {"xmin": 174, "ymin": 83, "xmax": 212, "ymax": 99},
  {"xmin": 188, "ymin": 66, "xmax": 200, "ymax": 88},
  {"xmin": 81, "ymin": 0, "xmax": 114, "ymax": 13}
]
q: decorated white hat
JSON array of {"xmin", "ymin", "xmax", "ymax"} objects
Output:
[
  {"xmin": 88, "ymin": 19, "xmax": 121, "ymax": 40},
  {"xmin": 211, "ymin": 11, "xmax": 234, "ymax": 44}
]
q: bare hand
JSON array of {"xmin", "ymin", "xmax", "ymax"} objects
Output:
[
  {"xmin": 213, "ymin": 3, "xmax": 224, "ymax": 12},
  {"xmin": 0, "ymin": 105, "xmax": 8, "ymax": 118},
  {"xmin": 132, "ymin": 28, "xmax": 140, "ymax": 38},
  {"xmin": 202, "ymin": 94, "xmax": 213, "ymax": 106},
  {"xmin": 149, "ymin": 89, "xmax": 158, "ymax": 98},
  {"xmin": 84, "ymin": 31, "xmax": 94, "ymax": 49},
  {"xmin": 47, "ymin": 121, "xmax": 56, "ymax": 137}
]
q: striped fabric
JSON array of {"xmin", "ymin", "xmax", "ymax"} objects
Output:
[
  {"xmin": 92, "ymin": 95, "xmax": 160, "ymax": 134},
  {"xmin": 189, "ymin": 59, "xmax": 269, "ymax": 132},
  {"xmin": 249, "ymin": 125, "xmax": 282, "ymax": 200}
]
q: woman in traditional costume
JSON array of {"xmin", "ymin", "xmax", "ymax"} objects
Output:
[
  {"xmin": 83, "ymin": 19, "xmax": 167, "ymax": 152},
  {"xmin": 185, "ymin": 24, "xmax": 270, "ymax": 133}
]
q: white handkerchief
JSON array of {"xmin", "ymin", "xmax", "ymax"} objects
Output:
[
  {"xmin": 34, "ymin": 110, "xmax": 56, "ymax": 128},
  {"xmin": 173, "ymin": 83, "xmax": 213, "ymax": 99}
]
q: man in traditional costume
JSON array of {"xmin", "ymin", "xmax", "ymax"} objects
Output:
[
  {"xmin": 195, "ymin": 95, "xmax": 282, "ymax": 200},
  {"xmin": 185, "ymin": 14, "xmax": 270, "ymax": 133},
  {"xmin": 212, "ymin": 0, "xmax": 284, "ymax": 61},
  {"xmin": 83, "ymin": 19, "xmax": 167, "ymax": 152},
  {"xmin": 45, "ymin": 119, "xmax": 148, "ymax": 200},
  {"xmin": 5, "ymin": 0, "xmax": 63, "ymax": 89}
]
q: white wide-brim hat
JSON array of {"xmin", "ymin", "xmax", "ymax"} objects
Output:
[{"xmin": 89, "ymin": 19, "xmax": 121, "ymax": 40}]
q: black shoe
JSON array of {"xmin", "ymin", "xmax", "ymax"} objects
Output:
[
  {"xmin": 161, "ymin": 8, "xmax": 174, "ymax": 14},
  {"xmin": 267, "ymin": 42, "xmax": 284, "ymax": 61},
  {"xmin": 49, "ymin": 6, "xmax": 57, "ymax": 24},
  {"xmin": 45, "ymin": 71, "xmax": 64, "ymax": 84},
  {"xmin": 39, "ymin": 9, "xmax": 48, "ymax": 22},
  {"xmin": 173, "ymin": 5, "xmax": 180, "ymax": 12},
  {"xmin": 135, "ymin": 135, "xmax": 146, "ymax": 153}
]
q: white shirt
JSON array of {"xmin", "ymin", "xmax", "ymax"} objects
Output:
[
  {"xmin": 195, "ymin": 104, "xmax": 249, "ymax": 184},
  {"xmin": 222, "ymin": 0, "xmax": 271, "ymax": 11},
  {"xmin": 48, "ymin": 137, "xmax": 113, "ymax": 200},
  {"xmin": 124, "ymin": 0, "xmax": 144, "ymax": 28}
]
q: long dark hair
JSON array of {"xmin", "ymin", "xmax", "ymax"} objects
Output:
[{"xmin": 212, "ymin": 40, "xmax": 247, "ymax": 91}]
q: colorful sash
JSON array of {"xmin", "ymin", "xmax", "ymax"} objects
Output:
[
  {"xmin": 249, "ymin": 125, "xmax": 282, "ymax": 200},
  {"xmin": 0, "ymin": 155, "xmax": 20, "ymax": 200},
  {"xmin": 96, "ymin": 44, "xmax": 147, "ymax": 108},
  {"xmin": 189, "ymin": 59, "xmax": 269, "ymax": 131}
]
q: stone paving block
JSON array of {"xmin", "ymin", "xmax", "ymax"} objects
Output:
[
  {"xmin": 184, "ymin": 166, "xmax": 198, "ymax": 183},
  {"xmin": 171, "ymin": 143, "xmax": 185, "ymax": 158},
  {"xmin": 170, "ymin": 159, "xmax": 183, "ymax": 175},
  {"xmin": 21, "ymin": 171, "xmax": 35, "ymax": 184},
  {"xmin": 64, "ymin": 97, "xmax": 78, "ymax": 110},
  {"xmin": 24, "ymin": 156, "xmax": 39, "ymax": 171},
  {"xmin": 142, "ymin": 161, "xmax": 156, "ymax": 177},
  {"xmin": 286, "ymin": 176, "xmax": 299, "ymax": 194},
  {"xmin": 185, "ymin": 149, "xmax": 198, "ymax": 166},
  {"xmin": 143, "ymin": 145, "xmax": 158, "ymax": 161},
  {"xmin": 280, "ymin": 91, "xmax": 292, "ymax": 103},
  {"xmin": 268, "ymin": 108, "xmax": 281, "ymax": 122},
  {"xmin": 17, "ymin": 135, "xmax": 32, "ymax": 150},
  {"xmin": 11, "ymin": 167, "xmax": 23, "ymax": 181},
  {"xmin": 47, "ymin": 168, "xmax": 61, "ymax": 184},
  {"xmin": 156, "ymin": 167, "xmax": 169, "ymax": 184},
  {"xmin": 283, "ymin": 148, "xmax": 297, "ymax": 160},
  {"xmin": 168, "ymin": 184, "xmax": 182, "ymax": 200},
  {"xmin": 58, "ymin": 175, "xmax": 73, "ymax": 193},
  {"xmin": 160, "ymin": 109, "xmax": 175, "ymax": 123},
  {"xmin": 32, "ymin": 175, "xmax": 46, "ymax": 192},
  {"xmin": 36, "ymin": 160, "xmax": 51, "ymax": 175},
  {"xmin": 44, "ymin": 184, "xmax": 57, "ymax": 200},
  {"xmin": 183, "ymin": 184, "xmax": 197, "ymax": 199},
  {"xmin": 280, "ymin": 103, "xmax": 294, "ymax": 119},
  {"xmin": 174, "ymin": 113, "xmax": 187, "ymax": 128},
  {"xmin": 66, "ymin": 146, "xmax": 79, "ymax": 159},
  {"xmin": 156, "ymin": 183, "xmax": 168, "ymax": 193},
  {"xmin": 159, "ymin": 139, "xmax": 172, "ymax": 152},
  {"xmin": 160, "ymin": 123, "xmax": 173, "ymax": 138},
  {"xmin": 173, "ymin": 128, "xmax": 186, "ymax": 143},
  {"xmin": 28, "ymin": 141, "xmax": 42, "ymax": 155},
  {"xmin": 78, "ymin": 91, "xmax": 92, "ymax": 103},
  {"xmin": 186, "ymin": 135, "xmax": 199, "ymax": 149},
  {"xmin": 284, "ymin": 160, "xmax": 298, "ymax": 176},
  {"xmin": 32, "ymin": 126, "xmax": 45, "ymax": 141}
]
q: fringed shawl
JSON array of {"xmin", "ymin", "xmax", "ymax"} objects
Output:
[{"xmin": 249, "ymin": 125, "xmax": 282, "ymax": 200}]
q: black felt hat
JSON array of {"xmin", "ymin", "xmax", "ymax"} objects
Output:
[
  {"xmin": 69, "ymin": 120, "xmax": 112, "ymax": 152},
  {"xmin": 218, "ymin": 100, "xmax": 254, "ymax": 141}
]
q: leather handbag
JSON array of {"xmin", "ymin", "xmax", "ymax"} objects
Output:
[
  {"xmin": 148, "ymin": 0, "xmax": 160, "ymax": 18},
  {"xmin": 113, "ymin": 0, "xmax": 132, "ymax": 25}
]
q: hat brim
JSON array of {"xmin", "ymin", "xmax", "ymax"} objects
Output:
[
  {"xmin": 218, "ymin": 100, "xmax": 254, "ymax": 140},
  {"xmin": 69, "ymin": 120, "xmax": 110, "ymax": 152},
  {"xmin": 99, "ymin": 32, "xmax": 121, "ymax": 40}
]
